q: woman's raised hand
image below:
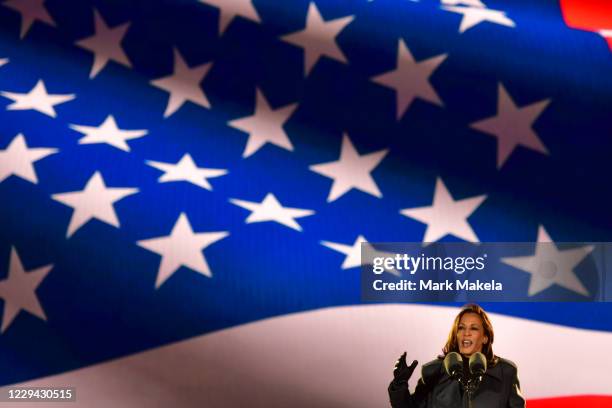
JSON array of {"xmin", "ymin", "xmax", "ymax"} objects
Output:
[{"xmin": 393, "ymin": 352, "xmax": 418, "ymax": 384}]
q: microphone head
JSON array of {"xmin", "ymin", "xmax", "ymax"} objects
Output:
[
  {"xmin": 469, "ymin": 352, "xmax": 487, "ymax": 376},
  {"xmin": 443, "ymin": 352, "xmax": 463, "ymax": 378}
]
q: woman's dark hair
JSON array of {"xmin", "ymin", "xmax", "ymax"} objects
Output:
[{"xmin": 441, "ymin": 304, "xmax": 498, "ymax": 365}]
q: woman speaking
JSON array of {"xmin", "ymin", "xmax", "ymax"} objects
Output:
[{"xmin": 388, "ymin": 304, "xmax": 525, "ymax": 408}]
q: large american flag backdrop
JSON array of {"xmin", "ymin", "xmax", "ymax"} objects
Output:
[{"xmin": 0, "ymin": 0, "xmax": 611, "ymax": 406}]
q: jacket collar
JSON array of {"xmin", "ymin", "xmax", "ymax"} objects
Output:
[{"xmin": 483, "ymin": 361, "xmax": 503, "ymax": 381}]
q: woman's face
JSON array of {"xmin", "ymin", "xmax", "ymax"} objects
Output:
[{"xmin": 457, "ymin": 313, "xmax": 488, "ymax": 357}]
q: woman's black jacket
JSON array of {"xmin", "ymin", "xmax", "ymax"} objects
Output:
[{"xmin": 388, "ymin": 357, "xmax": 526, "ymax": 408}]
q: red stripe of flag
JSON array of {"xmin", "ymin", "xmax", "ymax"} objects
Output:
[
  {"xmin": 528, "ymin": 395, "xmax": 612, "ymax": 407},
  {"xmin": 560, "ymin": 0, "xmax": 612, "ymax": 49}
]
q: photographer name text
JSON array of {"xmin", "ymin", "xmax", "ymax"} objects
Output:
[{"xmin": 372, "ymin": 279, "xmax": 503, "ymax": 291}]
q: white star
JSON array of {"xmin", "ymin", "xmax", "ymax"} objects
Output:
[
  {"xmin": 321, "ymin": 235, "xmax": 366, "ymax": 270},
  {"xmin": 198, "ymin": 0, "xmax": 261, "ymax": 34},
  {"xmin": 501, "ymin": 226, "xmax": 593, "ymax": 297},
  {"xmin": 281, "ymin": 2, "xmax": 354, "ymax": 75},
  {"xmin": 146, "ymin": 153, "xmax": 228, "ymax": 190},
  {"xmin": 228, "ymin": 89, "xmax": 298, "ymax": 158},
  {"xmin": 69, "ymin": 115, "xmax": 147, "ymax": 152},
  {"xmin": 310, "ymin": 134, "xmax": 388, "ymax": 202},
  {"xmin": 1, "ymin": 79, "xmax": 75, "ymax": 118},
  {"xmin": 442, "ymin": 5, "xmax": 515, "ymax": 33},
  {"xmin": 75, "ymin": 9, "xmax": 131, "ymax": 79},
  {"xmin": 471, "ymin": 84, "xmax": 549, "ymax": 168},
  {"xmin": 2, "ymin": 0, "xmax": 55, "ymax": 39},
  {"xmin": 321, "ymin": 235, "xmax": 400, "ymax": 276},
  {"xmin": 441, "ymin": 0, "xmax": 484, "ymax": 7},
  {"xmin": 0, "ymin": 58, "xmax": 8, "ymax": 67},
  {"xmin": 400, "ymin": 178, "xmax": 486, "ymax": 243},
  {"xmin": 150, "ymin": 48, "xmax": 212, "ymax": 118},
  {"xmin": 372, "ymin": 40, "xmax": 446, "ymax": 120},
  {"xmin": 229, "ymin": 193, "xmax": 315, "ymax": 231},
  {"xmin": 0, "ymin": 247, "xmax": 52, "ymax": 333},
  {"xmin": 0, "ymin": 133, "xmax": 57, "ymax": 184},
  {"xmin": 137, "ymin": 213, "xmax": 228, "ymax": 288},
  {"xmin": 51, "ymin": 171, "xmax": 138, "ymax": 238}
]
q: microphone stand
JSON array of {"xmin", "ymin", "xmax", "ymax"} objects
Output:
[{"xmin": 457, "ymin": 374, "xmax": 482, "ymax": 408}]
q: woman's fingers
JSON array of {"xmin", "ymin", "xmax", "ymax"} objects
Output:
[{"xmin": 394, "ymin": 352, "xmax": 408, "ymax": 369}]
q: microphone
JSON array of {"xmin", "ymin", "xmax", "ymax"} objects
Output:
[
  {"xmin": 469, "ymin": 352, "xmax": 487, "ymax": 379},
  {"xmin": 443, "ymin": 352, "xmax": 463, "ymax": 380}
]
